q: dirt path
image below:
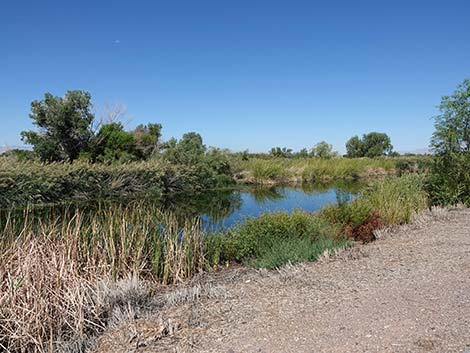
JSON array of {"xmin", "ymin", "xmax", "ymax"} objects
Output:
[{"xmin": 95, "ymin": 208, "xmax": 470, "ymax": 353}]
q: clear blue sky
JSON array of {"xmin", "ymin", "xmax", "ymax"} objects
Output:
[{"xmin": 1, "ymin": 0, "xmax": 469, "ymax": 153}]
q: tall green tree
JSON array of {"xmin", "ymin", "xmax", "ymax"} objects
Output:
[
  {"xmin": 345, "ymin": 136, "xmax": 365, "ymax": 158},
  {"xmin": 92, "ymin": 122, "xmax": 137, "ymax": 163},
  {"xmin": 346, "ymin": 132, "xmax": 393, "ymax": 158},
  {"xmin": 428, "ymin": 79, "xmax": 470, "ymax": 205},
  {"xmin": 21, "ymin": 91, "xmax": 95, "ymax": 162},
  {"xmin": 133, "ymin": 123, "xmax": 163, "ymax": 159},
  {"xmin": 362, "ymin": 132, "xmax": 393, "ymax": 157},
  {"xmin": 162, "ymin": 132, "xmax": 206, "ymax": 165},
  {"xmin": 311, "ymin": 141, "xmax": 337, "ymax": 159}
]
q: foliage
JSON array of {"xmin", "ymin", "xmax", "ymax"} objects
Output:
[
  {"xmin": 21, "ymin": 91, "xmax": 95, "ymax": 162},
  {"xmin": 310, "ymin": 141, "xmax": 338, "ymax": 159},
  {"xmin": 427, "ymin": 79, "xmax": 470, "ymax": 205},
  {"xmin": 251, "ymin": 159, "xmax": 288, "ymax": 182},
  {"xmin": 0, "ymin": 158, "xmax": 235, "ymax": 207},
  {"xmin": 162, "ymin": 132, "xmax": 206, "ymax": 165},
  {"xmin": 206, "ymin": 210, "xmax": 343, "ymax": 268},
  {"xmin": 161, "ymin": 133, "xmax": 234, "ymax": 190},
  {"xmin": 0, "ymin": 175, "xmax": 429, "ymax": 350},
  {"xmin": 270, "ymin": 146, "xmax": 293, "ymax": 158},
  {"xmin": 92, "ymin": 122, "xmax": 138, "ymax": 163},
  {"xmin": 320, "ymin": 175, "xmax": 428, "ymax": 243},
  {"xmin": 0, "ymin": 148, "xmax": 37, "ymax": 162},
  {"xmin": 346, "ymin": 132, "xmax": 393, "ymax": 158},
  {"xmin": 296, "ymin": 148, "xmax": 309, "ymax": 158},
  {"xmin": 345, "ymin": 136, "xmax": 365, "ymax": 158},
  {"xmin": 359, "ymin": 175, "xmax": 428, "ymax": 225},
  {"xmin": 246, "ymin": 236, "xmax": 342, "ymax": 269},
  {"xmin": 133, "ymin": 123, "xmax": 162, "ymax": 159}
]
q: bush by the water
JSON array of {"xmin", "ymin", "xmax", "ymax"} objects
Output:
[{"xmin": 205, "ymin": 210, "xmax": 344, "ymax": 269}]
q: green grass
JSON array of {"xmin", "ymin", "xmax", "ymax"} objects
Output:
[
  {"xmin": 360, "ymin": 175, "xmax": 428, "ymax": 224},
  {"xmin": 237, "ymin": 157, "xmax": 399, "ymax": 184},
  {"xmin": 246, "ymin": 236, "xmax": 346, "ymax": 269}
]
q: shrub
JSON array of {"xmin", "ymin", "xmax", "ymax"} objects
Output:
[
  {"xmin": 207, "ymin": 210, "xmax": 345, "ymax": 267},
  {"xmin": 319, "ymin": 175, "xmax": 428, "ymax": 242},
  {"xmin": 427, "ymin": 78, "xmax": 470, "ymax": 206},
  {"xmin": 246, "ymin": 236, "xmax": 343, "ymax": 269}
]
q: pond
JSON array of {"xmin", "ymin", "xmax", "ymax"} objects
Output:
[
  {"xmin": 162, "ymin": 181, "xmax": 363, "ymax": 232},
  {"xmin": 2, "ymin": 181, "xmax": 363, "ymax": 233}
]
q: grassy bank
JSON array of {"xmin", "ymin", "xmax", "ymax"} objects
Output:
[
  {"xmin": 0, "ymin": 175, "xmax": 428, "ymax": 351},
  {"xmin": 0, "ymin": 159, "xmax": 234, "ymax": 208},
  {"xmin": 208, "ymin": 175, "xmax": 428, "ymax": 268},
  {"xmin": 0, "ymin": 156, "xmax": 429, "ymax": 207},
  {"xmin": 234, "ymin": 156, "xmax": 430, "ymax": 185}
]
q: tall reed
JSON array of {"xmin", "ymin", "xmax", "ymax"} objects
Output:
[{"xmin": 0, "ymin": 203, "xmax": 206, "ymax": 352}]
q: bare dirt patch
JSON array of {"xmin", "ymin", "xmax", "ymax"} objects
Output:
[{"xmin": 92, "ymin": 208, "xmax": 470, "ymax": 353}]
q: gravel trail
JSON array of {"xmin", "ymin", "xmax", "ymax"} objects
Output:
[{"xmin": 95, "ymin": 208, "xmax": 470, "ymax": 353}]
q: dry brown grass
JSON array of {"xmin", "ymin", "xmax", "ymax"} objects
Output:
[{"xmin": 0, "ymin": 204, "xmax": 206, "ymax": 353}]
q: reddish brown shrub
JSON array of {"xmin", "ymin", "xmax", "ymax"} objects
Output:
[{"xmin": 345, "ymin": 213, "xmax": 383, "ymax": 243}]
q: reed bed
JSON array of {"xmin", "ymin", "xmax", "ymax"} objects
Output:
[
  {"xmin": 0, "ymin": 176, "xmax": 429, "ymax": 352},
  {"xmin": 0, "ymin": 203, "xmax": 206, "ymax": 352},
  {"xmin": 237, "ymin": 157, "xmax": 398, "ymax": 184}
]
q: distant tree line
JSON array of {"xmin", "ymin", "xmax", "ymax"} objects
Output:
[
  {"xmin": 268, "ymin": 134, "xmax": 395, "ymax": 159},
  {"xmin": 18, "ymin": 90, "xmax": 396, "ymax": 164}
]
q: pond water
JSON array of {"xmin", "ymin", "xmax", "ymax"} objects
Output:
[
  {"xmin": 162, "ymin": 181, "xmax": 363, "ymax": 232},
  {"xmin": 4, "ymin": 181, "xmax": 363, "ymax": 233}
]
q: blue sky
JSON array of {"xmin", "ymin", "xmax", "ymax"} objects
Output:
[{"xmin": 1, "ymin": 0, "xmax": 469, "ymax": 153}]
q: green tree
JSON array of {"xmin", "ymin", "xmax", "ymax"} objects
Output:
[
  {"xmin": 311, "ymin": 141, "xmax": 337, "ymax": 159},
  {"xmin": 345, "ymin": 136, "xmax": 365, "ymax": 158},
  {"xmin": 296, "ymin": 148, "xmax": 309, "ymax": 158},
  {"xmin": 269, "ymin": 147, "xmax": 293, "ymax": 158},
  {"xmin": 362, "ymin": 132, "xmax": 393, "ymax": 157},
  {"xmin": 162, "ymin": 132, "xmax": 206, "ymax": 165},
  {"xmin": 346, "ymin": 133, "xmax": 393, "ymax": 158},
  {"xmin": 21, "ymin": 91, "xmax": 95, "ymax": 162},
  {"xmin": 133, "ymin": 123, "xmax": 163, "ymax": 159},
  {"xmin": 92, "ymin": 122, "xmax": 137, "ymax": 163},
  {"xmin": 428, "ymin": 79, "xmax": 470, "ymax": 205}
]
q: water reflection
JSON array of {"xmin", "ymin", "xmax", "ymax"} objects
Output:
[
  {"xmin": 189, "ymin": 180, "xmax": 363, "ymax": 232},
  {"xmin": 2, "ymin": 181, "xmax": 363, "ymax": 233}
]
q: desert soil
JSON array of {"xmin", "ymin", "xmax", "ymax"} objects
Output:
[{"xmin": 94, "ymin": 208, "xmax": 470, "ymax": 353}]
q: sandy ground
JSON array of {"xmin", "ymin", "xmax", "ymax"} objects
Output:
[{"xmin": 94, "ymin": 208, "xmax": 470, "ymax": 353}]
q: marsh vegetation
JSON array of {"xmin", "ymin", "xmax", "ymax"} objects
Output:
[{"xmin": 1, "ymin": 78, "xmax": 470, "ymax": 352}]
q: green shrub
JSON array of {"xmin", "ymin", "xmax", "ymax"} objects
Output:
[
  {"xmin": 207, "ymin": 210, "xmax": 345, "ymax": 268},
  {"xmin": 246, "ymin": 236, "xmax": 344, "ymax": 269}
]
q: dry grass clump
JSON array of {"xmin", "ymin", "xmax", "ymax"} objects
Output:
[{"xmin": 0, "ymin": 204, "xmax": 206, "ymax": 353}]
